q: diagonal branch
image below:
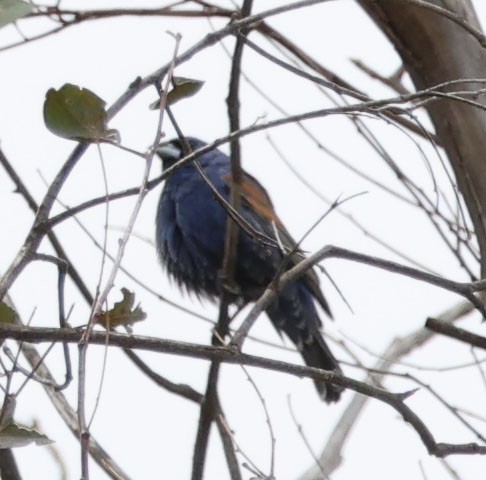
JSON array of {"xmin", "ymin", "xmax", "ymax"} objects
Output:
[
  {"xmin": 425, "ymin": 318, "xmax": 486, "ymax": 350},
  {"xmin": 2, "ymin": 295, "xmax": 129, "ymax": 480},
  {"xmin": 231, "ymin": 245, "xmax": 485, "ymax": 349},
  {"xmin": 299, "ymin": 299, "xmax": 476, "ymax": 479}
]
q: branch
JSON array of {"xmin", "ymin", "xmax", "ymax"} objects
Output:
[
  {"xmin": 29, "ymin": 6, "xmax": 234, "ymax": 21},
  {"xmin": 0, "ymin": 145, "xmax": 93, "ymax": 304},
  {"xmin": 192, "ymin": 1, "xmax": 253, "ymax": 476},
  {"xmin": 44, "ymin": 76, "xmax": 486, "ymax": 233},
  {"xmin": 1, "ymin": 133, "xmax": 239, "ymax": 477},
  {"xmin": 1, "ymin": 293, "xmax": 130, "ymax": 480},
  {"xmin": 0, "ymin": 142, "xmax": 91, "ymax": 302},
  {"xmin": 19, "ymin": 340, "xmax": 130, "ymax": 479},
  {"xmin": 214, "ymin": 398, "xmax": 243, "ymax": 480},
  {"xmin": 300, "ymin": 299, "xmax": 477, "ymax": 479},
  {"xmin": 425, "ymin": 318, "xmax": 486, "ymax": 350},
  {"xmin": 0, "ymin": 324, "xmax": 484, "ymax": 457},
  {"xmin": 6, "ymin": 1, "xmax": 439, "ymax": 145},
  {"xmin": 0, "ymin": 450, "xmax": 20, "ymax": 480},
  {"xmin": 0, "ymin": 0, "xmax": 333, "ymax": 302},
  {"xmin": 125, "ymin": 350, "xmax": 241, "ymax": 479},
  {"xmin": 257, "ymin": 21, "xmax": 439, "ymax": 143},
  {"xmin": 392, "ymin": 0, "xmax": 486, "ymax": 47},
  {"xmin": 352, "ymin": 60, "xmax": 409, "ymax": 95},
  {"xmin": 123, "ymin": 349, "xmax": 203, "ymax": 403},
  {"xmin": 47, "ymin": 173, "xmax": 164, "ymax": 228},
  {"xmin": 358, "ymin": 0, "xmax": 486, "ymax": 275},
  {"xmin": 231, "ymin": 245, "xmax": 485, "ymax": 349}
]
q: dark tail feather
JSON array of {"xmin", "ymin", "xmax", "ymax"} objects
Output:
[
  {"xmin": 300, "ymin": 333, "xmax": 343, "ymax": 403},
  {"xmin": 266, "ymin": 284, "xmax": 343, "ymax": 403}
]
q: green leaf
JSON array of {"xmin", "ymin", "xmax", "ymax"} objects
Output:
[
  {"xmin": 167, "ymin": 77, "xmax": 204, "ymax": 106},
  {"xmin": 43, "ymin": 83, "xmax": 119, "ymax": 142},
  {"xmin": 150, "ymin": 76, "xmax": 204, "ymax": 110},
  {"xmin": 0, "ymin": 423, "xmax": 53, "ymax": 448},
  {"xmin": 0, "ymin": 0, "xmax": 33, "ymax": 29},
  {"xmin": 0, "ymin": 302, "xmax": 15, "ymax": 325},
  {"xmin": 0, "ymin": 395, "xmax": 52, "ymax": 448},
  {"xmin": 0, "ymin": 302, "xmax": 15, "ymax": 347},
  {"xmin": 97, "ymin": 288, "xmax": 146, "ymax": 329}
]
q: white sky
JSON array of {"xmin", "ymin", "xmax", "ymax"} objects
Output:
[{"xmin": 1, "ymin": 1, "xmax": 486, "ymax": 479}]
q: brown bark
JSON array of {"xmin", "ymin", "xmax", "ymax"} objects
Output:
[{"xmin": 358, "ymin": 0, "xmax": 486, "ymax": 275}]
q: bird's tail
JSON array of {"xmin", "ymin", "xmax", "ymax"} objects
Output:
[
  {"xmin": 299, "ymin": 332, "xmax": 343, "ymax": 402},
  {"xmin": 266, "ymin": 284, "xmax": 343, "ymax": 403}
]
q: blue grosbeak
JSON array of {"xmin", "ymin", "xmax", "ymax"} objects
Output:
[{"xmin": 155, "ymin": 137, "xmax": 342, "ymax": 402}]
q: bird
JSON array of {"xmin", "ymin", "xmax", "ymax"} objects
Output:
[{"xmin": 155, "ymin": 136, "xmax": 343, "ymax": 402}]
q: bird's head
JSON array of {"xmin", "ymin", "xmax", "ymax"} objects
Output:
[{"xmin": 156, "ymin": 137, "xmax": 207, "ymax": 170}]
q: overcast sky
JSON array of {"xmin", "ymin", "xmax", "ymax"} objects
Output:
[{"xmin": 1, "ymin": 1, "xmax": 486, "ymax": 479}]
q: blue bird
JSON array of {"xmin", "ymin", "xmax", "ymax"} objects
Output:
[{"xmin": 155, "ymin": 137, "xmax": 342, "ymax": 402}]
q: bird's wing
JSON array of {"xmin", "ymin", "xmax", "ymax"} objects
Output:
[{"xmin": 224, "ymin": 171, "xmax": 332, "ymax": 317}]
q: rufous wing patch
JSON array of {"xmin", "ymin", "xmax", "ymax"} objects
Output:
[{"xmin": 223, "ymin": 172, "xmax": 283, "ymax": 226}]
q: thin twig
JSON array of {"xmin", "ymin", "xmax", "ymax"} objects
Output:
[
  {"xmin": 287, "ymin": 395, "xmax": 328, "ymax": 479},
  {"xmin": 32, "ymin": 254, "xmax": 73, "ymax": 390},
  {"xmin": 352, "ymin": 59, "xmax": 410, "ymax": 95},
  {"xmin": 470, "ymin": 348, "xmax": 486, "ymax": 392},
  {"xmin": 270, "ymin": 135, "xmax": 443, "ymax": 275},
  {"xmin": 242, "ymin": 365, "xmax": 276, "ymax": 477},
  {"xmin": 123, "ymin": 349, "xmax": 203, "ymax": 403}
]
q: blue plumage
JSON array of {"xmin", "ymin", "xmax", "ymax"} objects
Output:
[{"xmin": 156, "ymin": 137, "xmax": 342, "ymax": 402}]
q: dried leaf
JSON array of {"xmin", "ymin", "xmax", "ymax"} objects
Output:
[
  {"xmin": 0, "ymin": 302, "xmax": 15, "ymax": 325},
  {"xmin": 0, "ymin": 302, "xmax": 15, "ymax": 347},
  {"xmin": 0, "ymin": 423, "xmax": 53, "ymax": 448},
  {"xmin": 97, "ymin": 288, "xmax": 146, "ymax": 329}
]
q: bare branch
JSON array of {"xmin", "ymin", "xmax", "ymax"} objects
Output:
[
  {"xmin": 392, "ymin": 0, "xmax": 486, "ymax": 47},
  {"xmin": 299, "ymin": 299, "xmax": 476, "ymax": 479},
  {"xmin": 232, "ymin": 245, "xmax": 485, "ymax": 349},
  {"xmin": 0, "ymin": 324, "xmax": 484, "ymax": 458},
  {"xmin": 0, "ymin": 450, "xmax": 21, "ymax": 480},
  {"xmin": 192, "ymin": 0, "xmax": 253, "ymax": 477},
  {"xmin": 425, "ymin": 318, "xmax": 486, "ymax": 350},
  {"xmin": 2, "ymin": 296, "xmax": 129, "ymax": 479}
]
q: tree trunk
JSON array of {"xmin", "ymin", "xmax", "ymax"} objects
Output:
[{"xmin": 358, "ymin": 0, "xmax": 486, "ymax": 275}]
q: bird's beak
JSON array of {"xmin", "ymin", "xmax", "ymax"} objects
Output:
[{"xmin": 156, "ymin": 143, "xmax": 181, "ymax": 166}]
